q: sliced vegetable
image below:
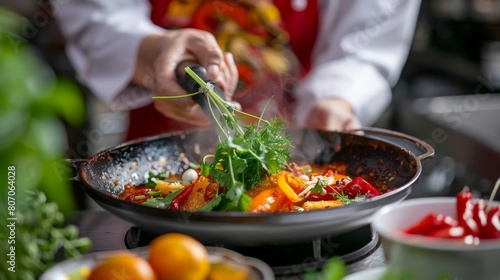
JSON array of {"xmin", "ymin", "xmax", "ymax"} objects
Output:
[
  {"xmin": 141, "ymin": 188, "xmax": 184, "ymax": 209},
  {"xmin": 181, "ymin": 177, "xmax": 214, "ymax": 211},
  {"xmin": 277, "ymin": 172, "xmax": 302, "ymax": 203},
  {"xmin": 308, "ymin": 185, "xmax": 342, "ymax": 201},
  {"xmin": 145, "ymin": 171, "xmax": 168, "ymax": 188},
  {"xmin": 285, "ymin": 172, "xmax": 305, "ymax": 189},
  {"xmin": 171, "ymin": 184, "xmax": 195, "ymax": 210},
  {"xmin": 204, "ymin": 182, "xmax": 220, "ymax": 202},
  {"xmin": 125, "ymin": 189, "xmax": 152, "ymax": 203},
  {"xmin": 302, "ymin": 200, "xmax": 344, "ymax": 211},
  {"xmin": 154, "ymin": 180, "xmax": 185, "ymax": 196},
  {"xmin": 343, "ymin": 177, "xmax": 381, "ymax": 198},
  {"xmin": 249, "ymin": 186, "xmax": 287, "ymax": 213}
]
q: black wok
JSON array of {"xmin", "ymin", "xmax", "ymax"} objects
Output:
[{"xmin": 69, "ymin": 127, "xmax": 433, "ymax": 245}]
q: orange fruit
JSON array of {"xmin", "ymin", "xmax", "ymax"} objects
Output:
[
  {"xmin": 88, "ymin": 252, "xmax": 157, "ymax": 280},
  {"xmin": 147, "ymin": 233, "xmax": 210, "ymax": 280}
]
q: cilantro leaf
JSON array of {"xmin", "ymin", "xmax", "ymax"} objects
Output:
[
  {"xmin": 311, "ymin": 179, "xmax": 327, "ymax": 194},
  {"xmin": 198, "ymin": 195, "xmax": 222, "ymax": 212},
  {"xmin": 145, "ymin": 171, "xmax": 168, "ymax": 188},
  {"xmin": 224, "ymin": 181, "xmax": 246, "ymax": 208},
  {"xmin": 331, "ymin": 188, "xmax": 356, "ymax": 205}
]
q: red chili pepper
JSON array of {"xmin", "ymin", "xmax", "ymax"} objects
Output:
[
  {"xmin": 456, "ymin": 187, "xmax": 480, "ymax": 237},
  {"xmin": 308, "ymin": 193, "xmax": 337, "ymax": 201},
  {"xmin": 456, "ymin": 187, "xmax": 471, "ymax": 218},
  {"xmin": 483, "ymin": 205, "xmax": 500, "ymax": 239},
  {"xmin": 404, "ymin": 213, "xmax": 457, "ymax": 235},
  {"xmin": 343, "ymin": 177, "xmax": 381, "ymax": 198},
  {"xmin": 125, "ymin": 188, "xmax": 151, "ymax": 203},
  {"xmin": 204, "ymin": 183, "xmax": 219, "ymax": 202},
  {"xmin": 308, "ymin": 186, "xmax": 343, "ymax": 201},
  {"xmin": 426, "ymin": 226, "xmax": 466, "ymax": 239},
  {"xmin": 472, "ymin": 199, "xmax": 488, "ymax": 238},
  {"xmin": 170, "ymin": 184, "xmax": 194, "ymax": 210}
]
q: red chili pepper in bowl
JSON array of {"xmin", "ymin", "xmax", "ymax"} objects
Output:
[
  {"xmin": 343, "ymin": 177, "xmax": 381, "ymax": 198},
  {"xmin": 426, "ymin": 226, "xmax": 466, "ymax": 239},
  {"xmin": 402, "ymin": 186, "xmax": 500, "ymax": 242},
  {"xmin": 404, "ymin": 213, "xmax": 457, "ymax": 235},
  {"xmin": 456, "ymin": 187, "xmax": 472, "ymax": 217},
  {"xmin": 170, "ymin": 184, "xmax": 194, "ymax": 210},
  {"xmin": 483, "ymin": 205, "xmax": 500, "ymax": 239},
  {"xmin": 456, "ymin": 187, "xmax": 480, "ymax": 237},
  {"xmin": 472, "ymin": 199, "xmax": 488, "ymax": 238}
]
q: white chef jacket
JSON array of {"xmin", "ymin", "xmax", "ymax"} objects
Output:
[{"xmin": 51, "ymin": 0, "xmax": 421, "ymax": 127}]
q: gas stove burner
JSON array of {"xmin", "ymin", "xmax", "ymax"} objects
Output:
[{"xmin": 124, "ymin": 225, "xmax": 380, "ymax": 277}]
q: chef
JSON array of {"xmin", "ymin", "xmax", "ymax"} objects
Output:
[{"xmin": 51, "ymin": 0, "xmax": 421, "ymax": 141}]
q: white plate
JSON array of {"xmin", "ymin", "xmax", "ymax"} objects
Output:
[
  {"xmin": 344, "ymin": 267, "xmax": 387, "ymax": 280},
  {"xmin": 40, "ymin": 246, "xmax": 275, "ymax": 280}
]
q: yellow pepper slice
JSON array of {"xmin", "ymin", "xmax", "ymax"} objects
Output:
[
  {"xmin": 302, "ymin": 200, "xmax": 344, "ymax": 211},
  {"xmin": 276, "ymin": 172, "xmax": 302, "ymax": 203}
]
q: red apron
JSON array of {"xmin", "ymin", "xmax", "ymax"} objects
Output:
[{"xmin": 126, "ymin": 0, "xmax": 319, "ymax": 141}]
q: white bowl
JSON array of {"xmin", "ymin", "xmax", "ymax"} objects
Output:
[{"xmin": 372, "ymin": 197, "xmax": 500, "ymax": 280}]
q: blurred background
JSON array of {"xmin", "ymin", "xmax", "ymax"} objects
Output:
[{"xmin": 2, "ymin": 0, "xmax": 499, "ymax": 209}]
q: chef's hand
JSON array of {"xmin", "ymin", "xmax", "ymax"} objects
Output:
[
  {"xmin": 303, "ymin": 98, "xmax": 362, "ymax": 131},
  {"xmin": 133, "ymin": 28, "xmax": 239, "ymax": 126}
]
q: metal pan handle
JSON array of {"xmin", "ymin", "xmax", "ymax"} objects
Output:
[
  {"xmin": 58, "ymin": 158, "xmax": 86, "ymax": 182},
  {"xmin": 349, "ymin": 127, "xmax": 435, "ymax": 161}
]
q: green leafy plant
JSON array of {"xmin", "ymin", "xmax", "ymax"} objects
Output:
[
  {"xmin": 0, "ymin": 191, "xmax": 92, "ymax": 279},
  {"xmin": 0, "ymin": 8, "xmax": 90, "ymax": 279},
  {"xmin": 303, "ymin": 257, "xmax": 347, "ymax": 280},
  {"xmin": 0, "ymin": 8, "xmax": 84, "ymax": 210}
]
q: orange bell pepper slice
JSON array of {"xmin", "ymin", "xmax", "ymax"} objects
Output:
[
  {"xmin": 284, "ymin": 172, "xmax": 304, "ymax": 189},
  {"xmin": 277, "ymin": 172, "xmax": 302, "ymax": 203},
  {"xmin": 249, "ymin": 187, "xmax": 286, "ymax": 213}
]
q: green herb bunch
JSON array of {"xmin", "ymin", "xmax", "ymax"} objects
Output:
[
  {"xmin": 0, "ymin": 191, "xmax": 91, "ymax": 280},
  {"xmin": 154, "ymin": 67, "xmax": 292, "ymax": 211},
  {"xmin": 208, "ymin": 118, "xmax": 292, "ymax": 211}
]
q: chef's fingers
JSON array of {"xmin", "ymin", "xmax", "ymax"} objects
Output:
[
  {"xmin": 210, "ymin": 52, "xmax": 238, "ymax": 100},
  {"xmin": 342, "ymin": 115, "xmax": 362, "ymax": 131},
  {"xmin": 184, "ymin": 29, "xmax": 224, "ymax": 80},
  {"xmin": 303, "ymin": 99, "xmax": 362, "ymax": 132},
  {"xmin": 223, "ymin": 52, "xmax": 239, "ymax": 98}
]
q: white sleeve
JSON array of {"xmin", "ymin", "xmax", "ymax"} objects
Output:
[
  {"xmin": 51, "ymin": 0, "xmax": 165, "ymax": 110},
  {"xmin": 294, "ymin": 0, "xmax": 421, "ymax": 126}
]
